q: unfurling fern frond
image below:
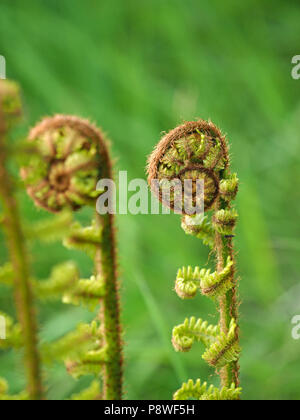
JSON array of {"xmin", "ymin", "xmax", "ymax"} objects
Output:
[
  {"xmin": 219, "ymin": 173, "xmax": 239, "ymax": 202},
  {"xmin": 181, "ymin": 215, "xmax": 215, "ymax": 248},
  {"xmin": 1, "ymin": 86, "xmax": 123, "ymax": 400},
  {"xmin": 200, "ymin": 256, "xmax": 234, "ymax": 298},
  {"xmin": 175, "ymin": 266, "xmax": 201, "ymax": 299},
  {"xmin": 66, "ymin": 346, "xmax": 109, "ymax": 379},
  {"xmin": 71, "ymin": 380, "xmax": 101, "ymax": 401},
  {"xmin": 63, "ymin": 275, "xmax": 105, "ymax": 309},
  {"xmin": 42, "ymin": 322, "xmax": 101, "ymax": 364},
  {"xmin": 213, "ymin": 209, "xmax": 238, "ymax": 236},
  {"xmin": 202, "ymin": 319, "xmax": 240, "ymax": 369},
  {"xmin": 175, "ymin": 257, "xmax": 234, "ymax": 300},
  {"xmin": 63, "ymin": 221, "xmax": 102, "ymax": 257},
  {"xmin": 172, "ymin": 317, "xmax": 220, "ymax": 352},
  {"xmin": 173, "ymin": 379, "xmax": 241, "ymax": 401},
  {"xmin": 147, "ymin": 119, "xmax": 241, "ymax": 398}
]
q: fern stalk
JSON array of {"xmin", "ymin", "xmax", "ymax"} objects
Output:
[
  {"xmin": 215, "ymin": 202, "xmax": 239, "ymax": 388},
  {"xmin": 95, "ymin": 212, "xmax": 122, "ymax": 399},
  {"xmin": 0, "ymin": 81, "xmax": 42, "ymax": 400}
]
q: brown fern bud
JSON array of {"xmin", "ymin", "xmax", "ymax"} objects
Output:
[
  {"xmin": 147, "ymin": 120, "xmax": 229, "ymax": 214},
  {"xmin": 21, "ymin": 115, "xmax": 110, "ymax": 213}
]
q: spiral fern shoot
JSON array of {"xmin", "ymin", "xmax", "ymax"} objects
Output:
[
  {"xmin": 172, "ymin": 317, "xmax": 220, "ymax": 352},
  {"xmin": 147, "ymin": 120, "xmax": 241, "ymax": 400},
  {"xmin": 22, "ymin": 115, "xmax": 123, "ymax": 400},
  {"xmin": 175, "ymin": 256, "xmax": 234, "ymax": 300}
]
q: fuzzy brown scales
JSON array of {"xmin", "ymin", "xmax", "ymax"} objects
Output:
[
  {"xmin": 215, "ymin": 223, "xmax": 240, "ymax": 388},
  {"xmin": 147, "ymin": 120, "xmax": 229, "ymax": 215}
]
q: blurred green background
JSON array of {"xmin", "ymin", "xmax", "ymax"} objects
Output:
[{"xmin": 0, "ymin": 0, "xmax": 300, "ymax": 400}]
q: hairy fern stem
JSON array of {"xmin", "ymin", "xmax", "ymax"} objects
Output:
[
  {"xmin": 0, "ymin": 81, "xmax": 43, "ymax": 400},
  {"xmin": 95, "ymin": 212, "xmax": 123, "ymax": 399},
  {"xmin": 216, "ymin": 228, "xmax": 239, "ymax": 387}
]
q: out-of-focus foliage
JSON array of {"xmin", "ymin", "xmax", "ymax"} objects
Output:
[{"xmin": 0, "ymin": 0, "xmax": 299, "ymax": 400}]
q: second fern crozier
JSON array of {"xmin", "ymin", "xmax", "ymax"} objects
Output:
[
  {"xmin": 147, "ymin": 120, "xmax": 241, "ymax": 400},
  {"xmin": 22, "ymin": 115, "xmax": 123, "ymax": 400}
]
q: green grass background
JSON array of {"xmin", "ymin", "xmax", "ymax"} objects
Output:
[{"xmin": 0, "ymin": 0, "xmax": 300, "ymax": 400}]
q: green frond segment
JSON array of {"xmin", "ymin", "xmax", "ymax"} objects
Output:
[
  {"xmin": 176, "ymin": 256, "xmax": 234, "ymax": 300},
  {"xmin": 71, "ymin": 380, "xmax": 101, "ymax": 401},
  {"xmin": 63, "ymin": 275, "xmax": 105, "ymax": 310},
  {"xmin": 200, "ymin": 256, "xmax": 234, "ymax": 298},
  {"xmin": 63, "ymin": 221, "xmax": 102, "ymax": 257},
  {"xmin": 0, "ymin": 312, "xmax": 22, "ymax": 349},
  {"xmin": 200, "ymin": 383, "xmax": 242, "ymax": 400},
  {"xmin": 213, "ymin": 209, "xmax": 238, "ymax": 236},
  {"xmin": 173, "ymin": 379, "xmax": 208, "ymax": 400},
  {"xmin": 203, "ymin": 138, "xmax": 224, "ymax": 171},
  {"xmin": 202, "ymin": 319, "xmax": 240, "ymax": 369},
  {"xmin": 220, "ymin": 173, "xmax": 239, "ymax": 202},
  {"xmin": 181, "ymin": 215, "xmax": 215, "ymax": 248},
  {"xmin": 36, "ymin": 262, "xmax": 79, "ymax": 301},
  {"xmin": 173, "ymin": 379, "xmax": 241, "ymax": 401},
  {"xmin": 0, "ymin": 378, "xmax": 29, "ymax": 401},
  {"xmin": 172, "ymin": 317, "xmax": 220, "ymax": 352},
  {"xmin": 66, "ymin": 346, "xmax": 108, "ymax": 380},
  {"xmin": 175, "ymin": 266, "xmax": 201, "ymax": 299},
  {"xmin": 0, "ymin": 263, "xmax": 14, "ymax": 286},
  {"xmin": 26, "ymin": 211, "xmax": 73, "ymax": 243},
  {"xmin": 42, "ymin": 321, "xmax": 101, "ymax": 364}
]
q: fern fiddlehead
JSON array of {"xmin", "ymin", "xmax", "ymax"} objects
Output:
[
  {"xmin": 147, "ymin": 120, "xmax": 241, "ymax": 400},
  {"xmin": 0, "ymin": 80, "xmax": 43, "ymax": 400},
  {"xmin": 22, "ymin": 115, "xmax": 123, "ymax": 400}
]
